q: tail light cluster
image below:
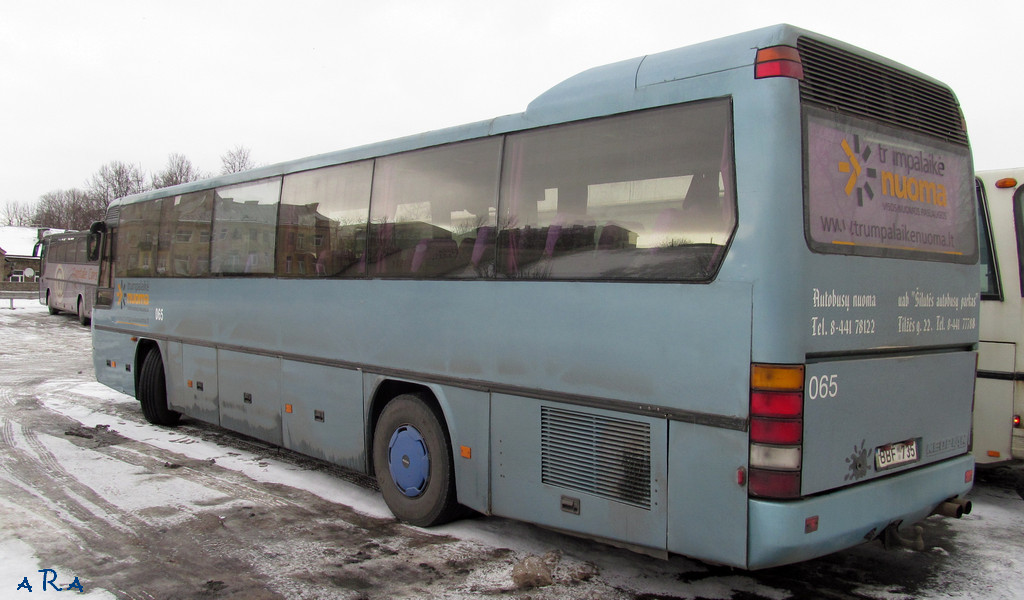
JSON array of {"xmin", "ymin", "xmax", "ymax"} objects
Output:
[
  {"xmin": 749, "ymin": 364, "xmax": 805, "ymax": 499},
  {"xmin": 754, "ymin": 45, "xmax": 804, "ymax": 80}
]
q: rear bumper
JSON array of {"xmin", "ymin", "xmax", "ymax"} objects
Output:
[{"xmin": 747, "ymin": 454, "xmax": 974, "ymax": 569}]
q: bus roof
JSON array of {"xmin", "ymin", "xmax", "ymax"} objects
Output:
[{"xmin": 107, "ymin": 23, "xmax": 950, "ymax": 211}]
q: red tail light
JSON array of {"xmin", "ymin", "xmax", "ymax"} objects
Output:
[
  {"xmin": 748, "ymin": 469, "xmax": 801, "ymax": 498},
  {"xmin": 750, "ymin": 417, "xmax": 802, "ymax": 445},
  {"xmin": 751, "ymin": 390, "xmax": 802, "ymax": 417},
  {"xmin": 749, "ymin": 364, "xmax": 804, "ymax": 499},
  {"xmin": 754, "ymin": 46, "xmax": 804, "ymax": 80}
]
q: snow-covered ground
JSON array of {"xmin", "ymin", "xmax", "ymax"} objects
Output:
[{"xmin": 2, "ymin": 299, "xmax": 1023, "ymax": 599}]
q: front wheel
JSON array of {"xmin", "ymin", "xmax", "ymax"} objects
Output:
[
  {"xmin": 373, "ymin": 393, "xmax": 460, "ymax": 527},
  {"xmin": 138, "ymin": 350, "xmax": 181, "ymax": 426},
  {"xmin": 46, "ymin": 291, "xmax": 59, "ymax": 315}
]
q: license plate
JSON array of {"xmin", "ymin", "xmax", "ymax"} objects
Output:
[{"xmin": 875, "ymin": 439, "xmax": 919, "ymax": 471}]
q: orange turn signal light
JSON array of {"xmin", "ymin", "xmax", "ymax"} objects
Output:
[{"xmin": 751, "ymin": 364, "xmax": 805, "ymax": 391}]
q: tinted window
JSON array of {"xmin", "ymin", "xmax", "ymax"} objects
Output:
[
  {"xmin": 211, "ymin": 179, "xmax": 282, "ymax": 275},
  {"xmin": 278, "ymin": 161, "xmax": 372, "ymax": 277},
  {"xmin": 116, "ymin": 198, "xmax": 165, "ymax": 277},
  {"xmin": 164, "ymin": 191, "xmax": 214, "ymax": 277},
  {"xmin": 497, "ymin": 101, "xmax": 735, "ymax": 281},
  {"xmin": 368, "ymin": 137, "xmax": 502, "ymax": 278},
  {"xmin": 1015, "ymin": 186, "xmax": 1024, "ymax": 298},
  {"xmin": 50, "ymin": 239, "xmax": 65, "ymax": 263},
  {"xmin": 974, "ymin": 180, "xmax": 1000, "ymax": 299},
  {"xmin": 74, "ymin": 237, "xmax": 88, "ymax": 263}
]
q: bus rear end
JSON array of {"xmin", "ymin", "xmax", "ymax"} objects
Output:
[{"xmin": 744, "ymin": 32, "xmax": 978, "ymax": 568}]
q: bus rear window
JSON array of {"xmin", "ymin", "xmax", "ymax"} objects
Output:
[{"xmin": 804, "ymin": 106, "xmax": 977, "ymax": 263}]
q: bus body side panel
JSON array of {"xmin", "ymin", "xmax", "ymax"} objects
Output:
[
  {"xmin": 798, "ymin": 258, "xmax": 978, "ymax": 494},
  {"xmin": 430, "ymin": 385, "xmax": 490, "ymax": 515},
  {"xmin": 974, "ymin": 341, "xmax": 1015, "ymax": 461},
  {"xmin": 92, "ymin": 327, "xmax": 136, "ymax": 397},
  {"xmin": 802, "ymin": 352, "xmax": 975, "ymax": 495},
  {"xmin": 217, "ymin": 350, "xmax": 282, "ymax": 446},
  {"xmin": 47, "ymin": 263, "xmax": 100, "ymax": 313},
  {"xmin": 667, "ymin": 422, "xmax": 749, "ymax": 567},
  {"xmin": 747, "ymin": 454, "xmax": 973, "ymax": 570},
  {"xmin": 491, "ymin": 394, "xmax": 669, "ymax": 553},
  {"xmin": 282, "ymin": 360, "xmax": 364, "ymax": 472},
  {"xmin": 173, "ymin": 344, "xmax": 220, "ymax": 424}
]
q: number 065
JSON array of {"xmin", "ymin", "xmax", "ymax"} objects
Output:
[{"xmin": 808, "ymin": 374, "xmax": 838, "ymax": 399}]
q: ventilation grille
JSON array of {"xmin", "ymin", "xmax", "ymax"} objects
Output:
[
  {"xmin": 798, "ymin": 37, "xmax": 968, "ymax": 146},
  {"xmin": 104, "ymin": 205, "xmax": 121, "ymax": 228},
  {"xmin": 541, "ymin": 407, "xmax": 652, "ymax": 509}
]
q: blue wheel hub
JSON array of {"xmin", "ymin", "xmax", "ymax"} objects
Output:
[{"xmin": 388, "ymin": 425, "xmax": 429, "ymax": 497}]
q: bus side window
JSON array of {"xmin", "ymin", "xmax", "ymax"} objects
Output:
[
  {"xmin": 211, "ymin": 179, "xmax": 281, "ymax": 276},
  {"xmin": 277, "ymin": 161, "xmax": 372, "ymax": 278},
  {"xmin": 367, "ymin": 138, "xmax": 501, "ymax": 279},
  {"xmin": 976, "ymin": 179, "xmax": 1000, "ymax": 299},
  {"xmin": 1013, "ymin": 184, "xmax": 1024, "ymax": 298},
  {"xmin": 498, "ymin": 100, "xmax": 736, "ymax": 281},
  {"xmin": 87, "ymin": 232, "xmax": 101, "ymax": 262},
  {"xmin": 116, "ymin": 199, "xmax": 165, "ymax": 277}
]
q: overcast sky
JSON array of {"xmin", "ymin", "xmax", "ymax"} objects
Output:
[{"xmin": 2, "ymin": 0, "xmax": 1021, "ymax": 206}]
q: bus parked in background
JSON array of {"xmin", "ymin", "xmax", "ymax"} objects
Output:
[
  {"xmin": 974, "ymin": 169, "xmax": 1024, "ymax": 464},
  {"xmin": 35, "ymin": 230, "xmax": 101, "ymax": 325},
  {"xmin": 90, "ymin": 24, "xmax": 978, "ymax": 569}
]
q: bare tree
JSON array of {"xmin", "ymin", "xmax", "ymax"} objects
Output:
[
  {"xmin": 1, "ymin": 200, "xmax": 36, "ymax": 226},
  {"xmin": 152, "ymin": 153, "xmax": 208, "ymax": 189},
  {"xmin": 33, "ymin": 188, "xmax": 105, "ymax": 230},
  {"xmin": 89, "ymin": 161, "xmax": 149, "ymax": 205},
  {"xmin": 220, "ymin": 145, "xmax": 256, "ymax": 175}
]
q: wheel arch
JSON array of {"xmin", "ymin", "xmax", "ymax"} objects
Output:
[
  {"xmin": 365, "ymin": 378, "xmax": 449, "ymax": 477},
  {"xmin": 364, "ymin": 376, "xmax": 491, "ymax": 515},
  {"xmin": 134, "ymin": 338, "xmax": 161, "ymax": 394}
]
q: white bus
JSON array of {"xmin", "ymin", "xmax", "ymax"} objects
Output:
[
  {"xmin": 91, "ymin": 24, "xmax": 979, "ymax": 569},
  {"xmin": 35, "ymin": 230, "xmax": 101, "ymax": 325},
  {"xmin": 974, "ymin": 169, "xmax": 1024, "ymax": 464}
]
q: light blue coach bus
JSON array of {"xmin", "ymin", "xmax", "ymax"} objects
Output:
[{"xmin": 91, "ymin": 24, "xmax": 979, "ymax": 569}]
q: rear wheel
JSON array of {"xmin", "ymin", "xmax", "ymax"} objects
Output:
[
  {"xmin": 77, "ymin": 297, "xmax": 90, "ymax": 326},
  {"xmin": 138, "ymin": 350, "xmax": 181, "ymax": 426},
  {"xmin": 373, "ymin": 393, "xmax": 460, "ymax": 526}
]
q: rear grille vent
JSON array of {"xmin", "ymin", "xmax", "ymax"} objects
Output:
[
  {"xmin": 104, "ymin": 205, "xmax": 121, "ymax": 228},
  {"xmin": 798, "ymin": 37, "xmax": 968, "ymax": 146},
  {"xmin": 540, "ymin": 407, "xmax": 652, "ymax": 509}
]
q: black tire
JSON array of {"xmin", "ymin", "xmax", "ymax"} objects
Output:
[
  {"xmin": 138, "ymin": 350, "xmax": 181, "ymax": 426},
  {"xmin": 77, "ymin": 297, "xmax": 90, "ymax": 326},
  {"xmin": 373, "ymin": 393, "xmax": 460, "ymax": 527},
  {"xmin": 46, "ymin": 291, "xmax": 59, "ymax": 315}
]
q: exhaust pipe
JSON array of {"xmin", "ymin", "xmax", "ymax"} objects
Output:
[{"xmin": 933, "ymin": 497, "xmax": 972, "ymax": 519}]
